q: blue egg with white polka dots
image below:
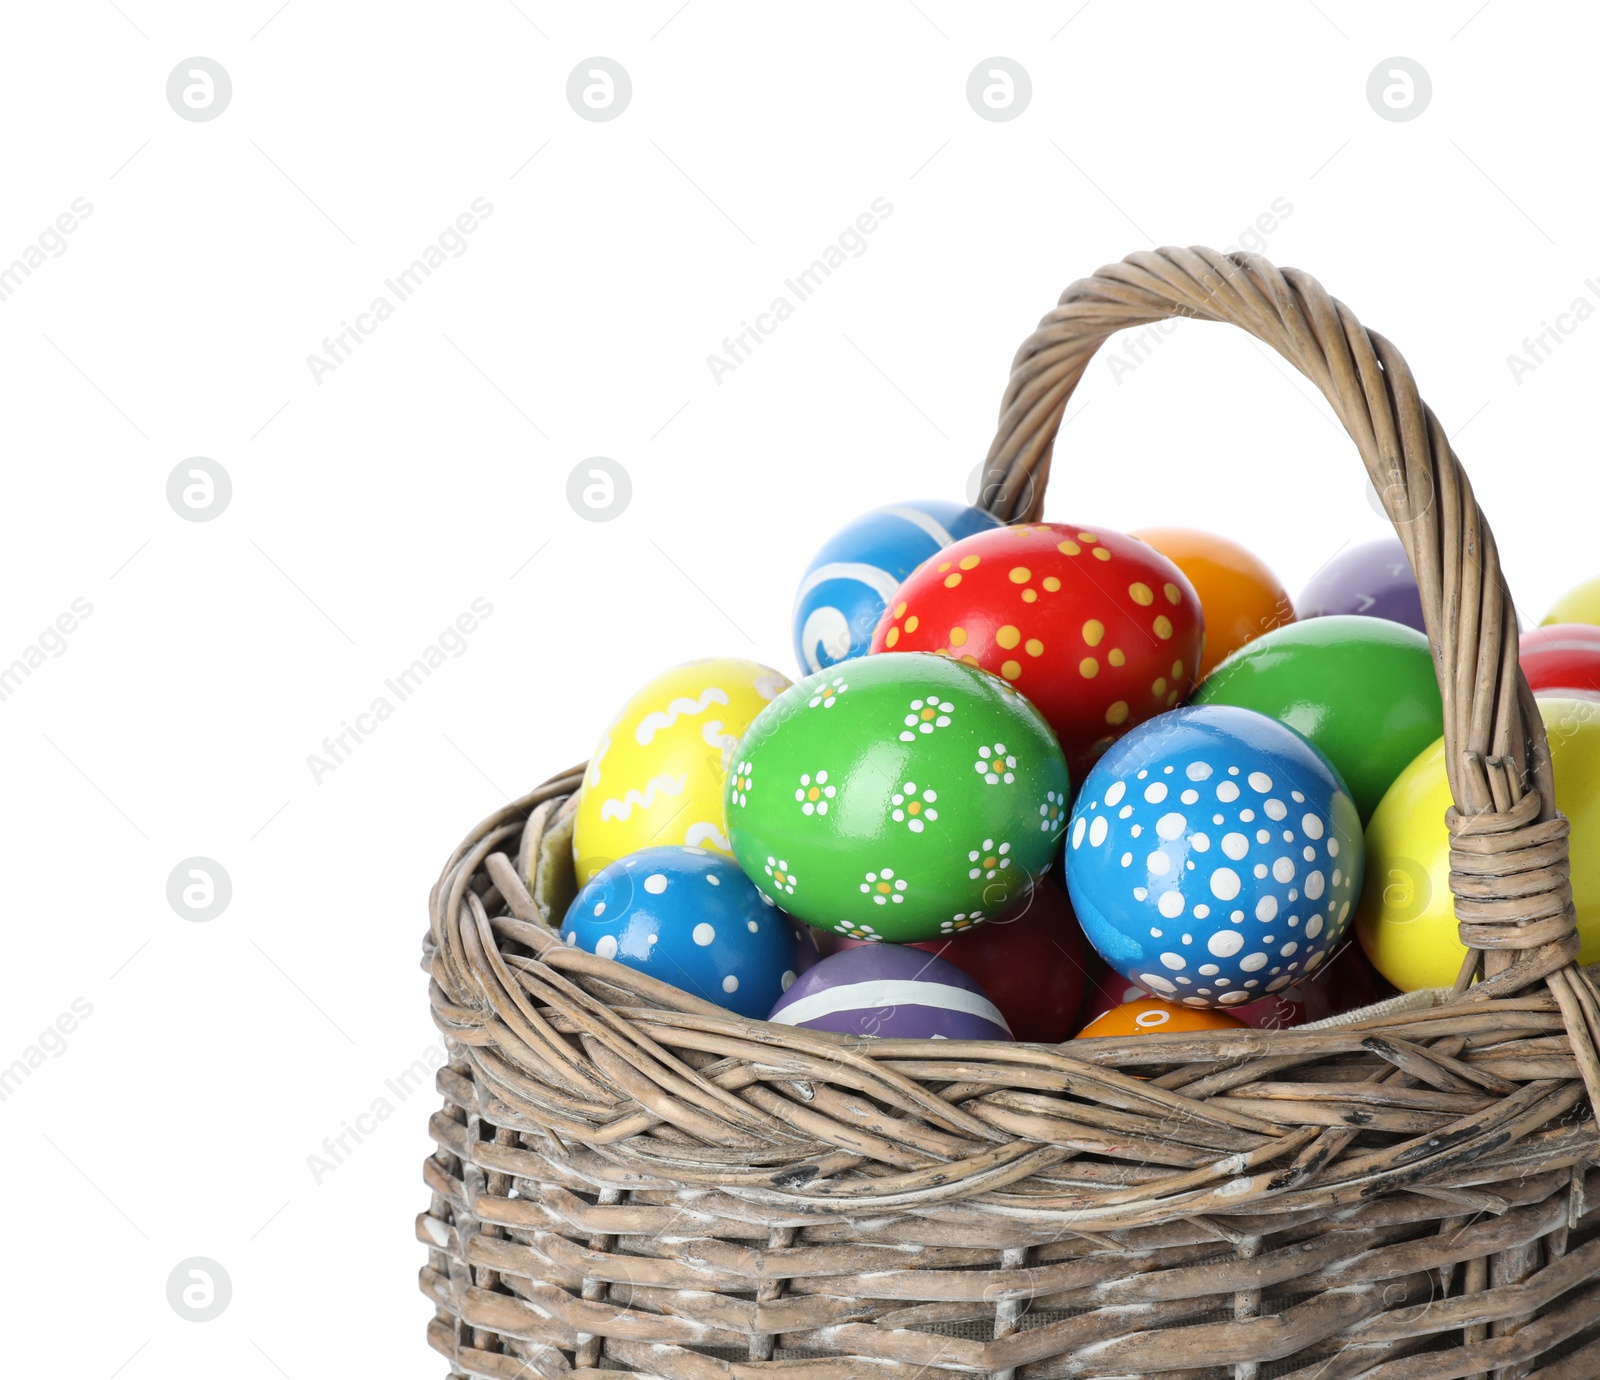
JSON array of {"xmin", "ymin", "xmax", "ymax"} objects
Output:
[
  {"xmin": 560, "ymin": 846, "xmax": 798, "ymax": 1018},
  {"xmin": 792, "ymin": 499, "xmax": 1001, "ymax": 674},
  {"xmin": 1065, "ymin": 705, "xmax": 1364, "ymax": 1010}
]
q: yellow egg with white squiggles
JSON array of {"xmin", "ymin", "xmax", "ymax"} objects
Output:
[{"xmin": 572, "ymin": 658, "xmax": 791, "ymax": 883}]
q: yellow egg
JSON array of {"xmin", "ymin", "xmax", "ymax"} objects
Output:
[
  {"xmin": 572, "ymin": 658, "xmax": 790, "ymax": 882},
  {"xmin": 1355, "ymin": 696, "xmax": 1600, "ymax": 989},
  {"xmin": 1544, "ymin": 575, "xmax": 1600, "ymax": 628}
]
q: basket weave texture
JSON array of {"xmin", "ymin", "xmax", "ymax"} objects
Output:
[{"xmin": 419, "ymin": 249, "xmax": 1600, "ymax": 1379}]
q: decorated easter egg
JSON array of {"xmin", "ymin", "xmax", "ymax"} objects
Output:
[
  {"xmin": 1076, "ymin": 997, "xmax": 1245, "ymax": 1038},
  {"xmin": 1356, "ymin": 696, "xmax": 1600, "ymax": 989},
  {"xmin": 573, "ymin": 658, "xmax": 790, "ymax": 882},
  {"xmin": 870, "ymin": 522, "xmax": 1204, "ymax": 776},
  {"xmin": 1521, "ymin": 624, "xmax": 1600, "ymax": 701},
  {"xmin": 726, "ymin": 652, "xmax": 1070, "ymax": 944},
  {"xmin": 792, "ymin": 500, "xmax": 1002, "ymax": 674},
  {"xmin": 835, "ymin": 875, "xmax": 1088, "ymax": 1043},
  {"xmin": 1192, "ymin": 615, "xmax": 1443, "ymax": 823},
  {"xmin": 1296, "ymin": 536, "xmax": 1425, "ymax": 634},
  {"xmin": 561, "ymin": 847, "xmax": 797, "ymax": 1018},
  {"xmin": 1544, "ymin": 575, "xmax": 1600, "ymax": 628},
  {"xmin": 767, "ymin": 942, "xmax": 1012, "ymax": 1040},
  {"xmin": 1131, "ymin": 527, "xmax": 1294, "ymax": 680},
  {"xmin": 1066, "ymin": 705, "xmax": 1364, "ymax": 1007}
]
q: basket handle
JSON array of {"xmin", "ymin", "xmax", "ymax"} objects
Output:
[{"xmin": 979, "ymin": 247, "xmax": 1577, "ymax": 998}]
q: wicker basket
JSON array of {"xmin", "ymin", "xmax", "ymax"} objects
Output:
[{"xmin": 418, "ymin": 248, "xmax": 1600, "ymax": 1379}]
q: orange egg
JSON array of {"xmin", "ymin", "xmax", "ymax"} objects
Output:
[
  {"xmin": 1132, "ymin": 527, "xmax": 1294, "ymax": 680},
  {"xmin": 1075, "ymin": 997, "xmax": 1247, "ymax": 1038}
]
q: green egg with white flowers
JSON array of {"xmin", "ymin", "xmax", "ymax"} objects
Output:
[{"xmin": 726, "ymin": 652, "xmax": 1070, "ymax": 943}]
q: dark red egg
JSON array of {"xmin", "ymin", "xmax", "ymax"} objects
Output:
[
  {"xmin": 788, "ymin": 919, "xmax": 824, "ymax": 976},
  {"xmin": 870, "ymin": 522, "xmax": 1204, "ymax": 777},
  {"xmin": 1078, "ymin": 965, "xmax": 1154, "ymax": 1030},
  {"xmin": 836, "ymin": 875, "xmax": 1089, "ymax": 1043}
]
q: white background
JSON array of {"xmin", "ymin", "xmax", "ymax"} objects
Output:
[{"xmin": 2, "ymin": 2, "xmax": 1596, "ymax": 1375}]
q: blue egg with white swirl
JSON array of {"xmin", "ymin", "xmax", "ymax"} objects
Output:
[
  {"xmin": 560, "ymin": 846, "xmax": 797, "ymax": 1018},
  {"xmin": 792, "ymin": 500, "xmax": 1002, "ymax": 673},
  {"xmin": 1065, "ymin": 706, "xmax": 1364, "ymax": 1008}
]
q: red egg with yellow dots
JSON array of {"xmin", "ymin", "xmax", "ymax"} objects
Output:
[{"xmin": 870, "ymin": 523, "xmax": 1205, "ymax": 776}]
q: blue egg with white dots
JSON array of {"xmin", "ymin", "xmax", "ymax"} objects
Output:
[
  {"xmin": 1065, "ymin": 706, "xmax": 1364, "ymax": 1009},
  {"xmin": 560, "ymin": 846, "xmax": 797, "ymax": 1018},
  {"xmin": 792, "ymin": 499, "xmax": 1001, "ymax": 674}
]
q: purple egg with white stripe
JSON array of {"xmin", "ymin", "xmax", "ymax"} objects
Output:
[{"xmin": 766, "ymin": 943, "xmax": 1012, "ymax": 1040}]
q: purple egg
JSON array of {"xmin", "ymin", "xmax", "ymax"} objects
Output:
[
  {"xmin": 1297, "ymin": 537, "xmax": 1425, "ymax": 634},
  {"xmin": 766, "ymin": 943, "xmax": 1012, "ymax": 1040}
]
